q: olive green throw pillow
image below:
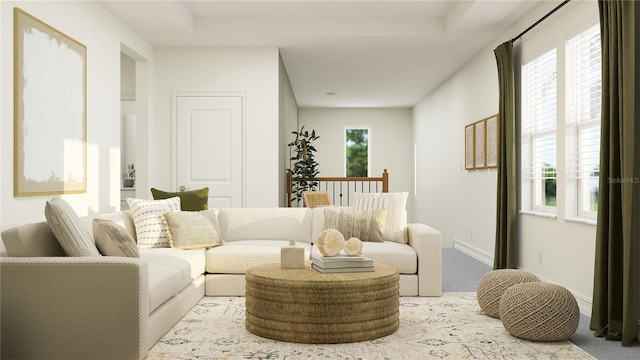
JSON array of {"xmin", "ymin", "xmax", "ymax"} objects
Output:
[{"xmin": 151, "ymin": 187, "xmax": 209, "ymax": 211}]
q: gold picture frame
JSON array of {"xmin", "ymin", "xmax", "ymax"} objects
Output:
[
  {"xmin": 464, "ymin": 114, "xmax": 498, "ymax": 170},
  {"xmin": 464, "ymin": 124, "xmax": 475, "ymax": 170},
  {"xmin": 14, "ymin": 8, "xmax": 87, "ymax": 196},
  {"xmin": 486, "ymin": 114, "xmax": 499, "ymax": 168}
]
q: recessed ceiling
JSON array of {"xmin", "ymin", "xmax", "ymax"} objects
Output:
[{"xmin": 99, "ymin": 0, "xmax": 541, "ymax": 108}]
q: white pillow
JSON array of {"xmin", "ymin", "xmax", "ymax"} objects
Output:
[
  {"xmin": 163, "ymin": 209, "xmax": 224, "ymax": 250},
  {"xmin": 323, "ymin": 207, "xmax": 386, "ymax": 243},
  {"xmin": 353, "ymin": 192, "xmax": 408, "ymax": 243},
  {"xmin": 127, "ymin": 197, "xmax": 181, "ymax": 249},
  {"xmin": 44, "ymin": 198, "xmax": 101, "ymax": 257},
  {"xmin": 93, "ymin": 219, "xmax": 140, "ymax": 257}
]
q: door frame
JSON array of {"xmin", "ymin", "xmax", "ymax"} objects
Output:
[{"xmin": 171, "ymin": 92, "xmax": 247, "ymax": 207}]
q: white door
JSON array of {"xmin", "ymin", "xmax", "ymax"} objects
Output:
[{"xmin": 175, "ymin": 95, "xmax": 244, "ymax": 208}]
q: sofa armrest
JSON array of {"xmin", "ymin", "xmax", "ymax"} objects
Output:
[
  {"xmin": 407, "ymin": 223, "xmax": 442, "ymax": 296},
  {"xmin": 1, "ymin": 256, "xmax": 149, "ymax": 360}
]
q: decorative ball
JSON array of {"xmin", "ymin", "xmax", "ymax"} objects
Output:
[
  {"xmin": 476, "ymin": 269, "xmax": 538, "ymax": 318},
  {"xmin": 344, "ymin": 237, "xmax": 363, "ymax": 256},
  {"xmin": 316, "ymin": 229, "xmax": 345, "ymax": 257},
  {"xmin": 500, "ymin": 282, "xmax": 579, "ymax": 341}
]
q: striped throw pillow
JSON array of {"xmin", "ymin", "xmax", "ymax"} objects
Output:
[{"xmin": 127, "ymin": 197, "xmax": 181, "ymax": 248}]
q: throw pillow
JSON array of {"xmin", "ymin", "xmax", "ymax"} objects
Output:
[
  {"xmin": 127, "ymin": 197, "xmax": 181, "ymax": 249},
  {"xmin": 163, "ymin": 209, "xmax": 224, "ymax": 250},
  {"xmin": 44, "ymin": 198, "xmax": 101, "ymax": 257},
  {"xmin": 151, "ymin": 187, "xmax": 209, "ymax": 211},
  {"xmin": 93, "ymin": 219, "xmax": 140, "ymax": 257},
  {"xmin": 354, "ymin": 192, "xmax": 408, "ymax": 243},
  {"xmin": 323, "ymin": 207, "xmax": 386, "ymax": 242}
]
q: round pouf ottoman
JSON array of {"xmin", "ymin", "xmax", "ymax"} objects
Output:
[
  {"xmin": 476, "ymin": 269, "xmax": 538, "ymax": 318},
  {"xmin": 499, "ymin": 282, "xmax": 579, "ymax": 342}
]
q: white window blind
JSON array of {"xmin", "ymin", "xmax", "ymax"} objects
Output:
[
  {"xmin": 566, "ymin": 24, "xmax": 601, "ymax": 217},
  {"xmin": 522, "ymin": 48, "xmax": 558, "ymax": 210}
]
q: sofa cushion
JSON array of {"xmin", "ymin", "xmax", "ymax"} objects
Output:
[
  {"xmin": 127, "ymin": 197, "xmax": 181, "ymax": 249},
  {"xmin": 312, "ymin": 241, "xmax": 417, "ymax": 274},
  {"xmin": 93, "ymin": 219, "xmax": 139, "ymax": 257},
  {"xmin": 354, "ymin": 192, "xmax": 408, "ymax": 243},
  {"xmin": 141, "ymin": 248, "xmax": 206, "ymax": 313},
  {"xmin": 1, "ymin": 222, "xmax": 65, "ymax": 257},
  {"xmin": 44, "ymin": 198, "xmax": 101, "ymax": 257},
  {"xmin": 205, "ymin": 240, "xmax": 312, "ymax": 273},
  {"xmin": 322, "ymin": 207, "xmax": 385, "ymax": 242},
  {"xmin": 140, "ymin": 248, "xmax": 205, "ymax": 283},
  {"xmin": 218, "ymin": 208, "xmax": 313, "ymax": 243},
  {"xmin": 151, "ymin": 187, "xmax": 209, "ymax": 211},
  {"xmin": 163, "ymin": 209, "xmax": 223, "ymax": 250}
]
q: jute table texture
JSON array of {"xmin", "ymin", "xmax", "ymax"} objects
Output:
[{"xmin": 245, "ymin": 262, "xmax": 399, "ymax": 343}]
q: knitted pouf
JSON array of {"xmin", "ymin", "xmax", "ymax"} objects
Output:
[
  {"xmin": 499, "ymin": 282, "xmax": 580, "ymax": 342},
  {"xmin": 476, "ymin": 269, "xmax": 538, "ymax": 318}
]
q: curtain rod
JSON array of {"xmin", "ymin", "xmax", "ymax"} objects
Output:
[{"xmin": 510, "ymin": 0, "xmax": 572, "ymax": 43}]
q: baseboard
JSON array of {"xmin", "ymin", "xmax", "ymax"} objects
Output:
[
  {"xmin": 452, "ymin": 238, "xmax": 494, "ymax": 267},
  {"xmin": 452, "ymin": 238, "xmax": 594, "ymax": 317}
]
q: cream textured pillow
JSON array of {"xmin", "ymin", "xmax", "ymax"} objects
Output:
[
  {"xmin": 127, "ymin": 197, "xmax": 181, "ymax": 249},
  {"xmin": 93, "ymin": 219, "xmax": 139, "ymax": 257},
  {"xmin": 163, "ymin": 209, "xmax": 224, "ymax": 250},
  {"xmin": 354, "ymin": 192, "xmax": 408, "ymax": 243},
  {"xmin": 44, "ymin": 198, "xmax": 101, "ymax": 257},
  {"xmin": 323, "ymin": 207, "xmax": 385, "ymax": 242}
]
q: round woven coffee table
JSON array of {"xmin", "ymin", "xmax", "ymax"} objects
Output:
[{"xmin": 245, "ymin": 262, "xmax": 399, "ymax": 344}]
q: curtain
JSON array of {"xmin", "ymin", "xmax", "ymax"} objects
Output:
[
  {"xmin": 493, "ymin": 42, "xmax": 518, "ymax": 270},
  {"xmin": 590, "ymin": 0, "xmax": 638, "ymax": 347}
]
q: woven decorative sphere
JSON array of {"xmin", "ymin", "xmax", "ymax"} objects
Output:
[
  {"xmin": 499, "ymin": 282, "xmax": 579, "ymax": 342},
  {"xmin": 476, "ymin": 269, "xmax": 538, "ymax": 318}
]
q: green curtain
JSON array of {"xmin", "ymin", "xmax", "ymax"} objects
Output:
[
  {"xmin": 493, "ymin": 41, "xmax": 518, "ymax": 270},
  {"xmin": 590, "ymin": 0, "xmax": 638, "ymax": 347}
]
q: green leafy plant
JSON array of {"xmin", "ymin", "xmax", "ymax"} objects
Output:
[
  {"xmin": 125, "ymin": 164, "xmax": 136, "ymax": 180},
  {"xmin": 288, "ymin": 126, "xmax": 320, "ymax": 203}
]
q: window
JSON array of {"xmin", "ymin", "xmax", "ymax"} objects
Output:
[
  {"xmin": 522, "ymin": 48, "xmax": 558, "ymax": 212},
  {"xmin": 345, "ymin": 128, "xmax": 369, "ymax": 177},
  {"xmin": 520, "ymin": 20, "xmax": 601, "ymax": 221},
  {"xmin": 566, "ymin": 24, "xmax": 601, "ymax": 219}
]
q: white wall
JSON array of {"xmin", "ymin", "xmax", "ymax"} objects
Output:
[
  {"xmin": 299, "ymin": 108, "xmax": 414, "ymax": 218},
  {"xmin": 413, "ymin": 0, "xmax": 599, "ymax": 311},
  {"xmin": 0, "ymin": 1, "xmax": 153, "ymax": 232},
  {"xmin": 279, "ymin": 53, "xmax": 299, "ymax": 206},
  {"xmin": 152, "ymin": 47, "xmax": 281, "ymax": 207}
]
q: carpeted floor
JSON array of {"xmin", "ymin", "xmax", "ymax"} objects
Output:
[{"xmin": 146, "ymin": 292, "xmax": 596, "ymax": 360}]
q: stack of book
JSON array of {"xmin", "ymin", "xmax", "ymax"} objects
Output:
[{"xmin": 311, "ymin": 254, "xmax": 374, "ymax": 273}]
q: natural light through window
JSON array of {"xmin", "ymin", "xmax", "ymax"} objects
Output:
[
  {"xmin": 345, "ymin": 128, "xmax": 369, "ymax": 177},
  {"xmin": 522, "ymin": 48, "xmax": 557, "ymax": 213},
  {"xmin": 521, "ymin": 19, "xmax": 601, "ymax": 222},
  {"xmin": 566, "ymin": 23, "xmax": 601, "ymax": 220}
]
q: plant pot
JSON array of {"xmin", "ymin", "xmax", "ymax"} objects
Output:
[{"xmin": 123, "ymin": 179, "xmax": 135, "ymax": 188}]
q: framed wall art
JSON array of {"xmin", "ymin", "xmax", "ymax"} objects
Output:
[
  {"xmin": 14, "ymin": 8, "xmax": 87, "ymax": 196},
  {"xmin": 464, "ymin": 113, "xmax": 498, "ymax": 170},
  {"xmin": 486, "ymin": 114, "xmax": 499, "ymax": 168},
  {"xmin": 474, "ymin": 120, "xmax": 486, "ymax": 168},
  {"xmin": 464, "ymin": 123, "xmax": 474, "ymax": 170}
]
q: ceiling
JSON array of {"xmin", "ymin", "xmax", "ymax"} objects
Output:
[{"xmin": 98, "ymin": 0, "xmax": 541, "ymax": 108}]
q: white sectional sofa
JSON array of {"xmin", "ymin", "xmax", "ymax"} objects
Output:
[{"xmin": 1, "ymin": 199, "xmax": 442, "ymax": 360}]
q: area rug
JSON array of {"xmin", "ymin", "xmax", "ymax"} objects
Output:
[{"xmin": 146, "ymin": 292, "xmax": 595, "ymax": 360}]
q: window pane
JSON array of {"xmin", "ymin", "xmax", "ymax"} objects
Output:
[
  {"xmin": 522, "ymin": 48, "xmax": 557, "ymax": 211},
  {"xmin": 346, "ymin": 128, "xmax": 368, "ymax": 177},
  {"xmin": 567, "ymin": 23, "xmax": 601, "ymax": 218}
]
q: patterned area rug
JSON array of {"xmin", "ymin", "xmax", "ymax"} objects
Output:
[{"xmin": 146, "ymin": 292, "xmax": 595, "ymax": 360}]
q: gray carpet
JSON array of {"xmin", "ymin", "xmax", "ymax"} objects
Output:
[{"xmin": 443, "ymin": 247, "xmax": 639, "ymax": 360}]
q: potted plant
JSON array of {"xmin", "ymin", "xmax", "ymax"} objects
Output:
[
  {"xmin": 288, "ymin": 126, "xmax": 320, "ymax": 204},
  {"xmin": 123, "ymin": 163, "xmax": 136, "ymax": 188}
]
